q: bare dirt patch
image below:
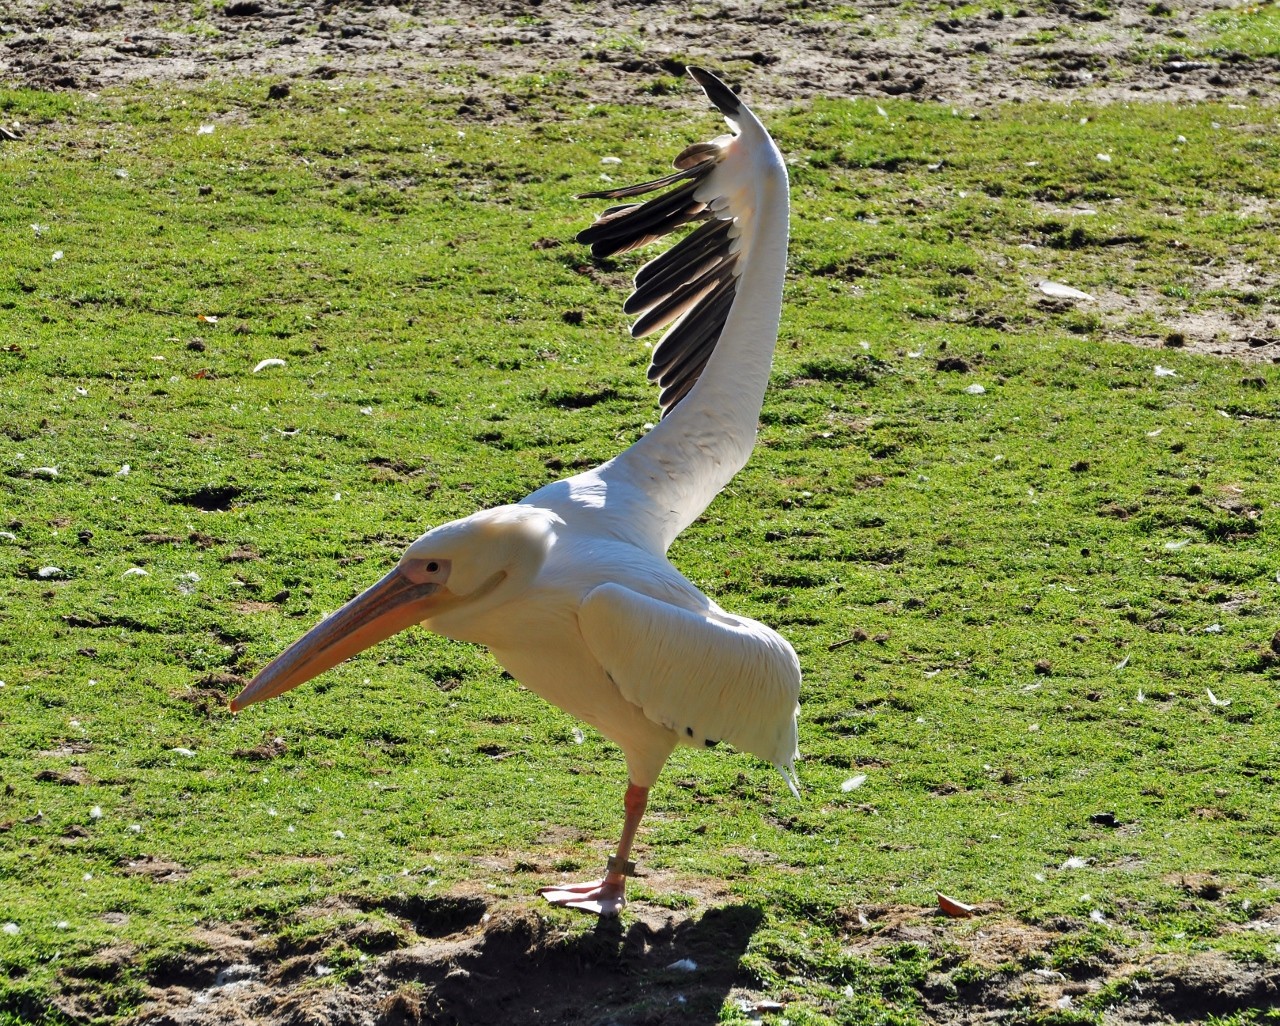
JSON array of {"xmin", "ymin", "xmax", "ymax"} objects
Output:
[
  {"xmin": 1088, "ymin": 289, "xmax": 1279, "ymax": 362},
  {"xmin": 118, "ymin": 856, "xmax": 191, "ymax": 885},
  {"xmin": 838, "ymin": 904, "xmax": 1280, "ymax": 1024},
  {"xmin": 109, "ymin": 894, "xmax": 1280, "ymax": 1025},
  {"xmin": 1, "ymin": 0, "xmax": 1278, "ymax": 107},
  {"xmin": 123, "ymin": 893, "xmax": 766, "ymax": 1026}
]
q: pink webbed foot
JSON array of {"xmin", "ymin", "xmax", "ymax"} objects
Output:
[
  {"xmin": 539, "ymin": 784, "xmax": 646, "ymax": 916},
  {"xmin": 537, "ymin": 877, "xmax": 626, "ymax": 916}
]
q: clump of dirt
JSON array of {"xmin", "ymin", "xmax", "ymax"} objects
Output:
[
  {"xmin": 114, "ymin": 894, "xmax": 1280, "ymax": 1025},
  {"xmin": 119, "ymin": 855, "xmax": 190, "ymax": 884},
  {"xmin": 1, "ymin": 0, "xmax": 1278, "ymax": 107},
  {"xmin": 33, "ymin": 766, "xmax": 88, "ymax": 786},
  {"xmin": 837, "ymin": 903, "xmax": 1280, "ymax": 1024},
  {"xmin": 124, "ymin": 894, "xmax": 765, "ymax": 1026},
  {"xmin": 231, "ymin": 734, "xmax": 289, "ymax": 761}
]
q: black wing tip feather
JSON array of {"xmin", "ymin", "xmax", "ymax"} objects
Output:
[
  {"xmin": 686, "ymin": 67, "xmax": 742, "ymax": 118},
  {"xmin": 575, "ymin": 162, "xmax": 710, "ymax": 202},
  {"xmin": 576, "ymin": 69, "xmax": 744, "ymax": 418}
]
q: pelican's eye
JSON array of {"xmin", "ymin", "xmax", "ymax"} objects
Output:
[{"xmin": 402, "ymin": 556, "xmax": 449, "ymax": 585}]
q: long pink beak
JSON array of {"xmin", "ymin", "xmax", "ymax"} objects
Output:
[{"xmin": 229, "ymin": 567, "xmax": 441, "ymax": 712}]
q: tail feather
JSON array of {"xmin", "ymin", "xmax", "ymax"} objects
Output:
[{"xmin": 780, "ymin": 763, "xmax": 801, "ymax": 799}]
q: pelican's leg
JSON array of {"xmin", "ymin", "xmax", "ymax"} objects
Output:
[{"xmin": 538, "ymin": 782, "xmax": 648, "ymax": 916}]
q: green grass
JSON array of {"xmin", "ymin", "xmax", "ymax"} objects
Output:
[
  {"xmin": 1197, "ymin": 1, "xmax": 1280, "ymax": 59},
  {"xmin": 1, "ymin": 77, "xmax": 1279, "ymax": 1023},
  {"xmin": 1132, "ymin": 1, "xmax": 1280, "ymax": 61}
]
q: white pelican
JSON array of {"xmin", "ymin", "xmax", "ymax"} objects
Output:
[{"xmin": 231, "ymin": 67, "xmax": 799, "ymax": 916}]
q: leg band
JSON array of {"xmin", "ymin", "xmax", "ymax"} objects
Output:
[{"xmin": 607, "ymin": 856, "xmax": 637, "ymax": 877}]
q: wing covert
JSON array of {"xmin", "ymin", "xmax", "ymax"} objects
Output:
[{"xmin": 579, "ymin": 582, "xmax": 800, "ymax": 793}]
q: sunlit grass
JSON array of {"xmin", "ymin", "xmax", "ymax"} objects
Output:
[
  {"xmin": 1200, "ymin": 1, "xmax": 1280, "ymax": 58},
  {"xmin": 1, "ymin": 77, "xmax": 1279, "ymax": 1024}
]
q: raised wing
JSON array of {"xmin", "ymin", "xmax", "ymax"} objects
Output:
[
  {"xmin": 579, "ymin": 582, "xmax": 801, "ymax": 794},
  {"xmin": 525, "ymin": 68, "xmax": 788, "ymax": 557},
  {"xmin": 578, "ymin": 128, "xmax": 741, "ymax": 416}
]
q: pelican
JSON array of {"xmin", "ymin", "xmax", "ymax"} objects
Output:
[{"xmin": 231, "ymin": 67, "xmax": 798, "ymax": 915}]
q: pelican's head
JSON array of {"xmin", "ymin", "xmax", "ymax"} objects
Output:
[{"xmin": 229, "ymin": 505, "xmax": 555, "ymax": 712}]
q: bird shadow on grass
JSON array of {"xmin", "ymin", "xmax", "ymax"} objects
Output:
[
  {"xmin": 376, "ymin": 900, "xmax": 766, "ymax": 1025},
  {"xmin": 111, "ymin": 894, "xmax": 764, "ymax": 1026}
]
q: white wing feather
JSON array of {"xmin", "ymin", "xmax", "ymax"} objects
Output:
[{"xmin": 579, "ymin": 582, "xmax": 800, "ymax": 793}]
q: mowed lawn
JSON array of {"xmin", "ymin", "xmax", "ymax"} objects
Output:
[{"xmin": 1, "ymin": 75, "xmax": 1279, "ymax": 1023}]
